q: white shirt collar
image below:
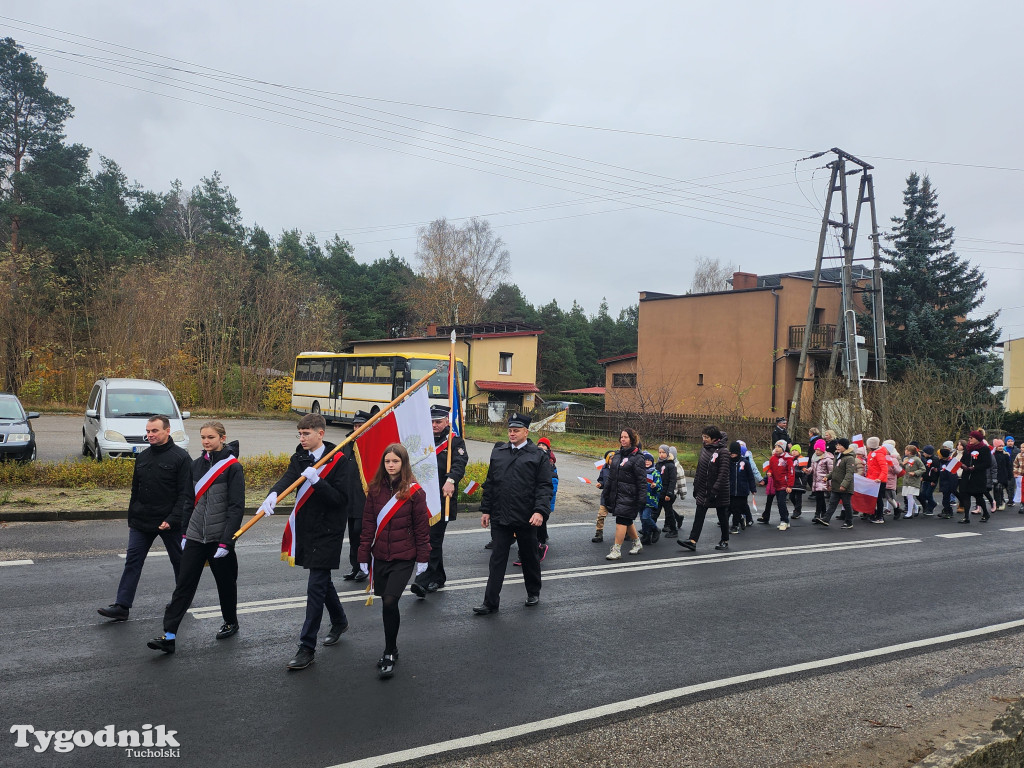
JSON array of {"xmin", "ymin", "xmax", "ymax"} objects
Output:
[
  {"xmin": 511, "ymin": 439, "xmax": 528, "ymax": 450},
  {"xmin": 309, "ymin": 444, "xmax": 326, "ymax": 461}
]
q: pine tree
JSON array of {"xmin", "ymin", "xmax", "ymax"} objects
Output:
[{"xmin": 881, "ymin": 172, "xmax": 999, "ymax": 383}]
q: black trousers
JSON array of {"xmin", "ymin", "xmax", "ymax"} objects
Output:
[
  {"xmin": 688, "ymin": 505, "xmax": 730, "ymax": 543},
  {"xmin": 300, "ymin": 568, "xmax": 346, "ymax": 650},
  {"xmin": 163, "ymin": 541, "xmax": 237, "ymax": 634},
  {"xmin": 416, "ymin": 517, "xmax": 448, "ymax": 587},
  {"xmin": 822, "ymin": 492, "xmax": 852, "ymax": 524},
  {"xmin": 657, "ymin": 496, "xmax": 678, "ymax": 532},
  {"xmin": 344, "ymin": 517, "xmax": 362, "ymax": 571},
  {"xmin": 729, "ymin": 496, "xmax": 749, "ymax": 528},
  {"xmin": 483, "ymin": 522, "xmax": 541, "ymax": 608},
  {"xmin": 115, "ymin": 527, "xmax": 183, "ymax": 609}
]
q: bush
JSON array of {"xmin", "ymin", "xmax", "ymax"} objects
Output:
[
  {"xmin": 1001, "ymin": 411, "xmax": 1024, "ymax": 438},
  {"xmin": 262, "ymin": 376, "xmax": 293, "ymax": 413},
  {"xmin": 0, "ymin": 454, "xmax": 292, "ymax": 489}
]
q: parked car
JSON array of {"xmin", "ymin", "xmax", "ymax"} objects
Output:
[
  {"xmin": 82, "ymin": 378, "xmax": 190, "ymax": 460},
  {"xmin": 0, "ymin": 393, "xmax": 39, "ymax": 462}
]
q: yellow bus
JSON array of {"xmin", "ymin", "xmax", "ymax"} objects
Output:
[{"xmin": 290, "ymin": 352, "xmax": 466, "ymax": 425}]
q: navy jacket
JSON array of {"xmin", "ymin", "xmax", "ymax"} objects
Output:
[{"xmin": 729, "ymin": 454, "xmax": 757, "ymax": 498}]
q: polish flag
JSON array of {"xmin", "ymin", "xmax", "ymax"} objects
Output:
[
  {"xmin": 797, "ymin": 456, "xmax": 809, "ymax": 466},
  {"xmin": 577, "ymin": 476, "xmax": 593, "ymax": 484},
  {"xmin": 851, "ymin": 474, "xmax": 881, "ymax": 516},
  {"xmin": 353, "ymin": 385, "xmax": 442, "ymax": 523},
  {"xmin": 762, "ymin": 460, "xmax": 770, "ymax": 471},
  {"xmin": 851, "ymin": 434, "xmax": 864, "ymax": 448},
  {"xmin": 943, "ymin": 456, "xmax": 961, "ymax": 474},
  {"xmin": 463, "ymin": 480, "xmax": 480, "ymax": 495},
  {"xmin": 594, "ymin": 459, "xmax": 606, "ymax": 469}
]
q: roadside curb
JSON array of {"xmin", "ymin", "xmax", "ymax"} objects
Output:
[
  {"xmin": 0, "ymin": 502, "xmax": 485, "ymax": 523},
  {"xmin": 917, "ymin": 699, "xmax": 1024, "ymax": 767}
]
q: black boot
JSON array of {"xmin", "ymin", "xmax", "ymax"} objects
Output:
[{"xmin": 591, "ymin": 530, "xmax": 603, "ymax": 543}]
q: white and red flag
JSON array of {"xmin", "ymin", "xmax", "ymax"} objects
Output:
[
  {"xmin": 851, "ymin": 474, "xmax": 881, "ymax": 516},
  {"xmin": 943, "ymin": 455, "xmax": 962, "ymax": 474},
  {"xmin": 463, "ymin": 479, "xmax": 480, "ymax": 495},
  {"xmin": 352, "ymin": 385, "xmax": 442, "ymax": 524},
  {"xmin": 851, "ymin": 434, "xmax": 864, "ymax": 448}
]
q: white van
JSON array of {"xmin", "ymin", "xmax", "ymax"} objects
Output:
[{"xmin": 82, "ymin": 378, "xmax": 190, "ymax": 460}]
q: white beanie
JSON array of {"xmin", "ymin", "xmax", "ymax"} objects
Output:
[{"xmin": 866, "ymin": 436, "xmax": 880, "ymax": 449}]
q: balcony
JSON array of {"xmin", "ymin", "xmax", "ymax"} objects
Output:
[{"xmin": 788, "ymin": 324, "xmax": 836, "ymax": 353}]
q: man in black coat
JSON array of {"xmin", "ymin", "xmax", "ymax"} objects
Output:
[
  {"xmin": 260, "ymin": 413, "xmax": 349, "ymax": 670},
  {"xmin": 678, "ymin": 425, "xmax": 732, "ymax": 552},
  {"xmin": 412, "ymin": 405, "xmax": 468, "ymax": 597},
  {"xmin": 771, "ymin": 417, "xmax": 792, "ymax": 449},
  {"xmin": 98, "ymin": 415, "xmax": 193, "ymax": 622},
  {"xmin": 473, "ymin": 412, "xmax": 553, "ymax": 614},
  {"xmin": 959, "ymin": 430, "xmax": 992, "ymax": 523},
  {"xmin": 340, "ymin": 411, "xmax": 370, "ymax": 583}
]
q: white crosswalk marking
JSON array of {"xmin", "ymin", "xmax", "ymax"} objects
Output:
[
  {"xmin": 0, "ymin": 559, "xmax": 33, "ymax": 566},
  {"xmin": 999, "ymin": 527, "xmax": 1024, "ymax": 532},
  {"xmin": 935, "ymin": 532, "xmax": 982, "ymax": 538}
]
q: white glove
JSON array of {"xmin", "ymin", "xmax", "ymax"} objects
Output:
[
  {"xmin": 258, "ymin": 492, "xmax": 278, "ymax": 516},
  {"xmin": 181, "ymin": 537, "xmax": 187, "ymax": 550},
  {"xmin": 213, "ymin": 546, "xmax": 229, "ymax": 559},
  {"xmin": 300, "ymin": 467, "xmax": 320, "ymax": 485},
  {"xmin": 415, "ymin": 562, "xmax": 428, "ymax": 576},
  {"xmin": 359, "ymin": 563, "xmax": 369, "ymax": 574}
]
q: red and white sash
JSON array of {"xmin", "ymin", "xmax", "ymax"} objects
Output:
[
  {"xmin": 367, "ymin": 482, "xmax": 422, "ymax": 591},
  {"xmin": 194, "ymin": 455, "xmax": 239, "ymax": 505},
  {"xmin": 281, "ymin": 452, "xmax": 345, "ymax": 566}
]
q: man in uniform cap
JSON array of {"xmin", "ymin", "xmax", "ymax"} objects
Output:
[
  {"xmin": 473, "ymin": 412, "xmax": 553, "ymax": 614},
  {"xmin": 411, "ymin": 404, "xmax": 468, "ymax": 597}
]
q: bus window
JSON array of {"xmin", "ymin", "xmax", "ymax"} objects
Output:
[
  {"xmin": 295, "ymin": 359, "xmax": 311, "ymax": 381},
  {"xmin": 410, "ymin": 358, "xmax": 452, "ymax": 398},
  {"xmin": 372, "ymin": 360, "xmax": 392, "ymax": 382}
]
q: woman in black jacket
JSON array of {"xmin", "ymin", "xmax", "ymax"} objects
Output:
[
  {"xmin": 679, "ymin": 425, "xmax": 732, "ymax": 552},
  {"xmin": 959, "ymin": 431, "xmax": 992, "ymax": 523},
  {"xmin": 605, "ymin": 428, "xmax": 647, "ymax": 560},
  {"xmin": 148, "ymin": 421, "xmax": 244, "ymax": 654}
]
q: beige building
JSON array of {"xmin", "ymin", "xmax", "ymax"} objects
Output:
[
  {"xmin": 346, "ymin": 322, "xmax": 543, "ymax": 411},
  {"xmin": 1004, "ymin": 337, "xmax": 1024, "ymax": 412},
  {"xmin": 603, "ymin": 268, "xmax": 872, "ymax": 419}
]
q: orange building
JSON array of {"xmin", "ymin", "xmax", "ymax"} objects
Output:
[{"xmin": 603, "ymin": 268, "xmax": 871, "ymax": 419}]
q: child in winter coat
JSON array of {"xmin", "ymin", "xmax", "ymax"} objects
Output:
[
  {"xmin": 592, "ymin": 450, "xmax": 615, "ymax": 543},
  {"xmin": 655, "ymin": 445, "xmax": 679, "ymax": 538},
  {"xmin": 938, "ymin": 447, "xmax": 959, "ymax": 518},
  {"xmin": 901, "ymin": 445, "xmax": 925, "ymax": 518},
  {"xmin": 639, "ymin": 452, "xmax": 663, "ymax": 545},
  {"xmin": 790, "ymin": 445, "xmax": 807, "ymax": 519},
  {"xmin": 920, "ymin": 445, "xmax": 940, "ymax": 516},
  {"xmin": 728, "ymin": 441, "xmax": 757, "ymax": 534},
  {"xmin": 809, "ymin": 438, "xmax": 834, "ymax": 521}
]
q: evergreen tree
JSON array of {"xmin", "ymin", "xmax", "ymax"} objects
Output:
[{"xmin": 882, "ymin": 173, "xmax": 1000, "ymax": 383}]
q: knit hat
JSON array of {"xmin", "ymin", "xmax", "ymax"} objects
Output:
[
  {"xmin": 1007, "ymin": 436, "xmax": 1016, "ymax": 444},
  {"xmin": 922, "ymin": 444, "xmax": 935, "ymax": 456},
  {"xmin": 866, "ymin": 436, "xmax": 880, "ymax": 449},
  {"xmin": 883, "ymin": 439, "xmax": 896, "ymax": 448},
  {"xmin": 812, "ymin": 439, "xmax": 826, "ymax": 452},
  {"xmin": 885, "ymin": 444, "xmax": 899, "ymax": 457},
  {"xmin": 642, "ymin": 451, "xmax": 655, "ymax": 464},
  {"xmin": 791, "ymin": 444, "xmax": 802, "ymax": 455},
  {"xmin": 729, "ymin": 441, "xmax": 742, "ymax": 455},
  {"xmin": 942, "ymin": 440, "xmax": 955, "ymax": 451},
  {"xmin": 837, "ymin": 437, "xmax": 851, "ymax": 449},
  {"xmin": 969, "ymin": 430, "xmax": 985, "ymax": 441},
  {"xmin": 604, "ymin": 450, "xmax": 615, "ymax": 461},
  {"xmin": 775, "ymin": 439, "xmax": 788, "ymax": 450},
  {"xmin": 856, "ymin": 446, "xmax": 867, "ymax": 456},
  {"xmin": 939, "ymin": 447, "xmax": 951, "ymax": 459},
  {"xmin": 994, "ymin": 438, "xmax": 1004, "ymax": 449},
  {"xmin": 659, "ymin": 444, "xmax": 671, "ymax": 455},
  {"xmin": 537, "ymin": 437, "xmax": 551, "ymax": 448}
]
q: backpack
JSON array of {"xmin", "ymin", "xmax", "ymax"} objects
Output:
[{"xmin": 674, "ymin": 460, "xmax": 687, "ymax": 499}]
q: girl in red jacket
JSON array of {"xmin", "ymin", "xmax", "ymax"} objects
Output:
[{"xmin": 357, "ymin": 443, "xmax": 431, "ymax": 679}]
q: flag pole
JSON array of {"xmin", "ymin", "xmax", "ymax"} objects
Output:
[
  {"xmin": 444, "ymin": 330, "xmax": 456, "ymax": 521},
  {"xmin": 233, "ymin": 367, "xmax": 439, "ymax": 540}
]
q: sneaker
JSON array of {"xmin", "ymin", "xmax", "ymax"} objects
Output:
[
  {"xmin": 629, "ymin": 538, "xmax": 643, "ymax": 555},
  {"xmin": 664, "ymin": 530, "xmax": 678, "ymax": 538},
  {"xmin": 606, "ymin": 544, "xmax": 622, "ymax": 561},
  {"xmin": 777, "ymin": 522, "xmax": 789, "ymax": 531},
  {"xmin": 814, "ymin": 518, "xmax": 830, "ymax": 527},
  {"xmin": 729, "ymin": 526, "xmax": 740, "ymax": 534},
  {"xmin": 841, "ymin": 523, "xmax": 854, "ymax": 529},
  {"xmin": 287, "ymin": 646, "xmax": 315, "ymax": 670},
  {"xmin": 97, "ymin": 604, "xmax": 129, "ymax": 621},
  {"xmin": 512, "ymin": 557, "xmax": 522, "ymax": 567},
  {"xmin": 757, "ymin": 518, "xmax": 770, "ymax": 525},
  {"xmin": 923, "ymin": 511, "xmax": 935, "ymax": 516},
  {"xmin": 146, "ymin": 635, "xmax": 175, "ymax": 654},
  {"xmin": 538, "ymin": 543, "xmax": 548, "ymax": 562},
  {"xmin": 811, "ymin": 517, "xmax": 824, "ymax": 526},
  {"xmin": 871, "ymin": 519, "xmax": 885, "ymax": 524},
  {"xmin": 792, "ymin": 512, "xmax": 802, "ymax": 519}
]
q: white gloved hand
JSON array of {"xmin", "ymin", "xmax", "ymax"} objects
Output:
[
  {"xmin": 181, "ymin": 537, "xmax": 187, "ymax": 550},
  {"xmin": 300, "ymin": 467, "xmax": 320, "ymax": 485},
  {"xmin": 258, "ymin": 492, "xmax": 278, "ymax": 516},
  {"xmin": 359, "ymin": 563, "xmax": 369, "ymax": 574},
  {"xmin": 415, "ymin": 562, "xmax": 428, "ymax": 576},
  {"xmin": 213, "ymin": 545, "xmax": 229, "ymax": 559}
]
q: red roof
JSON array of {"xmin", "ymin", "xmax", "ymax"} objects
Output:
[
  {"xmin": 597, "ymin": 352, "xmax": 637, "ymax": 365},
  {"xmin": 475, "ymin": 380, "xmax": 540, "ymax": 393},
  {"xmin": 560, "ymin": 387, "xmax": 606, "ymax": 395}
]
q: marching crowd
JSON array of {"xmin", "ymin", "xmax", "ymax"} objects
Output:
[
  {"xmin": 93, "ymin": 409, "xmax": 1021, "ymax": 680},
  {"xmin": 592, "ymin": 415, "xmax": 1023, "ymax": 558}
]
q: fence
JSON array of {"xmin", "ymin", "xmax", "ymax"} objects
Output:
[{"xmin": 466, "ymin": 404, "xmax": 775, "ymax": 446}]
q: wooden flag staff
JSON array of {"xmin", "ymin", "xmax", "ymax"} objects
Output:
[
  {"xmin": 232, "ymin": 367, "xmax": 439, "ymax": 541},
  {"xmin": 444, "ymin": 330, "xmax": 456, "ymax": 521}
]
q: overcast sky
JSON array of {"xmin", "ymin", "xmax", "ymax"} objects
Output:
[{"xmin": 5, "ymin": 3, "xmax": 1023, "ymax": 340}]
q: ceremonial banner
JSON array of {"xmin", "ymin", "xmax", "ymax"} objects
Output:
[
  {"xmin": 354, "ymin": 385, "xmax": 442, "ymax": 523},
  {"xmin": 851, "ymin": 474, "xmax": 881, "ymax": 516}
]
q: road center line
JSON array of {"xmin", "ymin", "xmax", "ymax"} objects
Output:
[
  {"xmin": 0, "ymin": 559, "xmax": 33, "ymax": 566},
  {"xmin": 324, "ymin": 617, "xmax": 1024, "ymax": 768},
  {"xmin": 189, "ymin": 537, "xmax": 918, "ymax": 619},
  {"xmin": 1000, "ymin": 526, "xmax": 1024, "ymax": 532}
]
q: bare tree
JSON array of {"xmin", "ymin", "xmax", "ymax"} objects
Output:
[
  {"xmin": 413, "ymin": 217, "xmax": 510, "ymax": 325},
  {"xmin": 689, "ymin": 255, "xmax": 736, "ymax": 294}
]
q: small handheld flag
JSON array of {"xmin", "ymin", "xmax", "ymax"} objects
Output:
[
  {"xmin": 577, "ymin": 476, "xmax": 593, "ymax": 484},
  {"xmin": 463, "ymin": 480, "xmax": 480, "ymax": 495},
  {"xmin": 594, "ymin": 459, "xmax": 606, "ymax": 469}
]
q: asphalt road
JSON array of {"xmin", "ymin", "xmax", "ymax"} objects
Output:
[{"xmin": 3, "ymin": 508, "xmax": 1024, "ymax": 767}]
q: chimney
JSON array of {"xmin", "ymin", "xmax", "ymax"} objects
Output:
[
  {"xmin": 732, "ymin": 271, "xmax": 757, "ymax": 290},
  {"xmin": 425, "ymin": 323, "xmax": 438, "ymax": 336}
]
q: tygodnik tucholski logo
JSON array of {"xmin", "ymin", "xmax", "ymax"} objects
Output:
[{"xmin": 10, "ymin": 724, "xmax": 180, "ymax": 757}]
